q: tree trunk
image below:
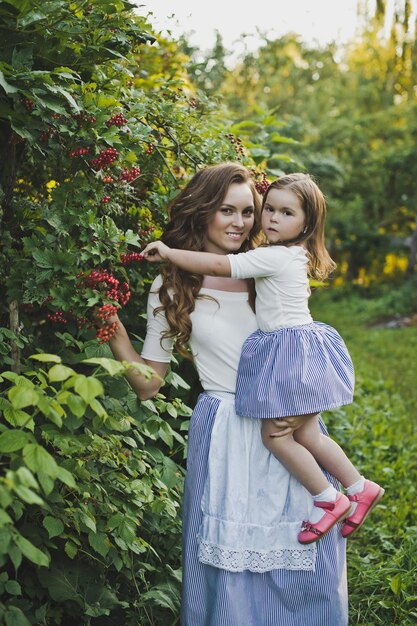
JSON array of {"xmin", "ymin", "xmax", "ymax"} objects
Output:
[
  {"xmin": 406, "ymin": 219, "xmax": 417, "ymax": 276},
  {"xmin": 9, "ymin": 300, "xmax": 20, "ymax": 374}
]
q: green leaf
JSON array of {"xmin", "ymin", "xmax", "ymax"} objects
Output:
[
  {"xmin": 2, "ymin": 405, "xmax": 34, "ymax": 429},
  {"xmin": 29, "ymin": 353, "xmax": 61, "ymax": 363},
  {"xmin": 12, "ymin": 485, "xmax": 44, "ymax": 506},
  {"xmin": 0, "ymin": 510, "xmax": 13, "ymax": 526},
  {"xmin": 8, "ymin": 545, "xmax": 22, "ymax": 572},
  {"xmin": 89, "ymin": 397, "xmax": 107, "ymax": 418},
  {"xmin": 23, "ymin": 444, "xmax": 58, "ymax": 477},
  {"xmin": 43, "ymin": 516, "xmax": 64, "ymax": 539},
  {"xmin": 8, "ymin": 386, "xmax": 38, "ymax": 409},
  {"xmin": 64, "ymin": 541, "xmax": 78, "ymax": 559},
  {"xmin": 48, "ymin": 364, "xmax": 75, "ymax": 382},
  {"xmin": 15, "ymin": 467, "xmax": 38, "ymax": 490},
  {"xmin": 80, "ymin": 512, "xmax": 96, "ymax": 533},
  {"xmin": 74, "ymin": 376, "xmax": 104, "ymax": 403},
  {"xmin": 4, "ymin": 606, "xmax": 31, "ymax": 626},
  {"xmin": 0, "ymin": 70, "xmax": 18, "ymax": 94},
  {"xmin": 67, "ymin": 393, "xmax": 87, "ymax": 417},
  {"xmin": 82, "ymin": 357, "xmax": 126, "ymax": 376},
  {"xmin": 14, "ymin": 533, "xmax": 50, "ymax": 567},
  {"xmin": 0, "ymin": 430, "xmax": 30, "ymax": 453},
  {"xmin": 88, "ymin": 531, "xmax": 109, "ymax": 557},
  {"xmin": 38, "ymin": 471, "xmax": 55, "ymax": 496},
  {"xmin": 0, "ymin": 529, "xmax": 11, "ymax": 553},
  {"xmin": 159, "ymin": 422, "xmax": 173, "ymax": 448},
  {"xmin": 55, "ymin": 466, "xmax": 77, "ymax": 489},
  {"xmin": 5, "ymin": 579, "xmax": 21, "ymax": 595}
]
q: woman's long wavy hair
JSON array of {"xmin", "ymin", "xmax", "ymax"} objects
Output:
[
  {"xmin": 263, "ymin": 173, "xmax": 336, "ymax": 280},
  {"xmin": 156, "ymin": 163, "xmax": 262, "ymax": 357}
]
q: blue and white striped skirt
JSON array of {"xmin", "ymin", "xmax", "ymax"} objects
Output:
[
  {"xmin": 181, "ymin": 393, "xmax": 348, "ymax": 625},
  {"xmin": 235, "ymin": 322, "xmax": 354, "ymax": 419}
]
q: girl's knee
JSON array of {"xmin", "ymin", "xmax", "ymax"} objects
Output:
[{"xmin": 261, "ymin": 420, "xmax": 286, "ymax": 451}]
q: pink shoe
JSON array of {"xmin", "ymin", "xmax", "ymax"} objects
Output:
[
  {"xmin": 298, "ymin": 493, "xmax": 352, "ymax": 544},
  {"xmin": 341, "ymin": 480, "xmax": 384, "ymax": 538}
]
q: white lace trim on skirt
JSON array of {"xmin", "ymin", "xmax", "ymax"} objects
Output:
[{"xmin": 198, "ymin": 538, "xmax": 315, "ymax": 573}]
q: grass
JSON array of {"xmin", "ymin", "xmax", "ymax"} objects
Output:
[{"xmin": 311, "ymin": 288, "xmax": 417, "ymax": 626}]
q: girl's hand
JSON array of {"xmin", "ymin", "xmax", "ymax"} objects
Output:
[
  {"xmin": 268, "ymin": 415, "xmax": 306, "ymax": 438},
  {"xmin": 141, "ymin": 240, "xmax": 170, "ymax": 262}
]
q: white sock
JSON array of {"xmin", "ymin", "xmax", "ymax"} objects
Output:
[
  {"xmin": 346, "ymin": 476, "xmax": 366, "ymax": 514},
  {"xmin": 309, "ymin": 485, "xmax": 338, "ymax": 524}
]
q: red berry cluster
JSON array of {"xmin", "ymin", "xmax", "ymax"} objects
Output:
[
  {"xmin": 47, "ymin": 310, "xmax": 68, "ymax": 324},
  {"xmin": 72, "ymin": 112, "xmax": 96, "ymax": 128},
  {"xmin": 106, "ymin": 113, "xmax": 128, "ymax": 127},
  {"xmin": 225, "ymin": 133, "xmax": 245, "ymax": 158},
  {"xmin": 119, "ymin": 166, "xmax": 141, "ymax": 183},
  {"xmin": 101, "ymin": 195, "xmax": 111, "ymax": 204},
  {"xmin": 145, "ymin": 143, "xmax": 154, "ymax": 155},
  {"xmin": 96, "ymin": 321, "xmax": 119, "ymax": 344},
  {"xmin": 39, "ymin": 126, "xmax": 56, "ymax": 143},
  {"xmin": 251, "ymin": 170, "xmax": 269, "ymax": 195},
  {"xmin": 95, "ymin": 303, "xmax": 119, "ymax": 320},
  {"xmin": 91, "ymin": 147, "xmax": 118, "ymax": 170},
  {"xmin": 69, "ymin": 147, "xmax": 90, "ymax": 158},
  {"xmin": 103, "ymin": 175, "xmax": 114, "ymax": 184},
  {"xmin": 75, "ymin": 269, "xmax": 131, "ymax": 342},
  {"xmin": 138, "ymin": 225, "xmax": 155, "ymax": 239},
  {"xmin": 120, "ymin": 252, "xmax": 144, "ymax": 265},
  {"xmin": 22, "ymin": 97, "xmax": 35, "ymax": 112},
  {"xmin": 189, "ymin": 98, "xmax": 197, "ymax": 109},
  {"xmin": 82, "ymin": 269, "xmax": 131, "ymax": 306}
]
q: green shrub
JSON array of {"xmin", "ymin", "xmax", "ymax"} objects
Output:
[{"xmin": 0, "ymin": 354, "xmax": 190, "ymax": 625}]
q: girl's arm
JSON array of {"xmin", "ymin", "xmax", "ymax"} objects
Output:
[
  {"xmin": 142, "ymin": 241, "xmax": 231, "ymax": 277},
  {"xmin": 108, "ymin": 314, "xmax": 169, "ymax": 400}
]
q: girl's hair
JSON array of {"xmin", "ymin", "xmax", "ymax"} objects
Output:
[
  {"xmin": 263, "ymin": 172, "xmax": 336, "ymax": 280},
  {"xmin": 156, "ymin": 162, "xmax": 262, "ymax": 357}
]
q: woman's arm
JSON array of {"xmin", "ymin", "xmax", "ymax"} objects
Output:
[
  {"xmin": 108, "ymin": 315, "xmax": 169, "ymax": 400},
  {"xmin": 142, "ymin": 241, "xmax": 231, "ymax": 277}
]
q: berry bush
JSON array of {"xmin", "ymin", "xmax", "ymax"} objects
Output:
[{"xmin": 0, "ymin": 0, "xmax": 246, "ymax": 623}]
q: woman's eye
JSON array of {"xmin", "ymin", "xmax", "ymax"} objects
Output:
[
  {"xmin": 243, "ymin": 209, "xmax": 254, "ymax": 217},
  {"xmin": 220, "ymin": 208, "xmax": 232, "ymax": 214}
]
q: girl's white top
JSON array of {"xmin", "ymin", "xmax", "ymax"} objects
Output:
[
  {"xmin": 141, "ymin": 275, "xmax": 257, "ymax": 393},
  {"xmin": 228, "ymin": 245, "xmax": 313, "ymax": 332}
]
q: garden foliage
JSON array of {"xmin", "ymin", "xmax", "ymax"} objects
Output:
[{"xmin": 0, "ymin": 0, "xmax": 244, "ymax": 623}]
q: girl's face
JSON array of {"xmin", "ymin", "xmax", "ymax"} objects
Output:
[
  {"xmin": 204, "ymin": 183, "xmax": 256, "ymax": 254},
  {"xmin": 262, "ymin": 188, "xmax": 306, "ymax": 244}
]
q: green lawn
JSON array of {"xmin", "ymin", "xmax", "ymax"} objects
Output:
[{"xmin": 311, "ymin": 290, "xmax": 417, "ymax": 626}]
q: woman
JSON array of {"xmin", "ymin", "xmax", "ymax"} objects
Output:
[{"xmin": 109, "ymin": 163, "xmax": 348, "ymax": 626}]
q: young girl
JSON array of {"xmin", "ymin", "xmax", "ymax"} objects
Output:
[{"xmin": 142, "ymin": 172, "xmax": 384, "ymax": 544}]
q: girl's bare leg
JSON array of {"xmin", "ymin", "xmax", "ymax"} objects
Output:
[
  {"xmin": 261, "ymin": 414, "xmax": 361, "ymax": 495},
  {"xmin": 261, "ymin": 419, "xmax": 330, "ymax": 495},
  {"xmin": 293, "ymin": 414, "xmax": 361, "ymax": 488}
]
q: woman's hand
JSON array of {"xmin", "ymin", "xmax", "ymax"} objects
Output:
[
  {"xmin": 141, "ymin": 240, "xmax": 171, "ymax": 262},
  {"xmin": 267, "ymin": 415, "xmax": 307, "ymax": 438}
]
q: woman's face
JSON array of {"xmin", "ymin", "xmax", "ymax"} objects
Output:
[{"xmin": 204, "ymin": 183, "xmax": 255, "ymax": 255}]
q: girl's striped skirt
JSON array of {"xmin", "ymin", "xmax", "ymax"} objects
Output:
[
  {"xmin": 235, "ymin": 322, "xmax": 354, "ymax": 419},
  {"xmin": 181, "ymin": 393, "xmax": 348, "ymax": 626}
]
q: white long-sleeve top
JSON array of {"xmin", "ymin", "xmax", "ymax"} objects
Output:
[{"xmin": 228, "ymin": 245, "xmax": 313, "ymax": 332}]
